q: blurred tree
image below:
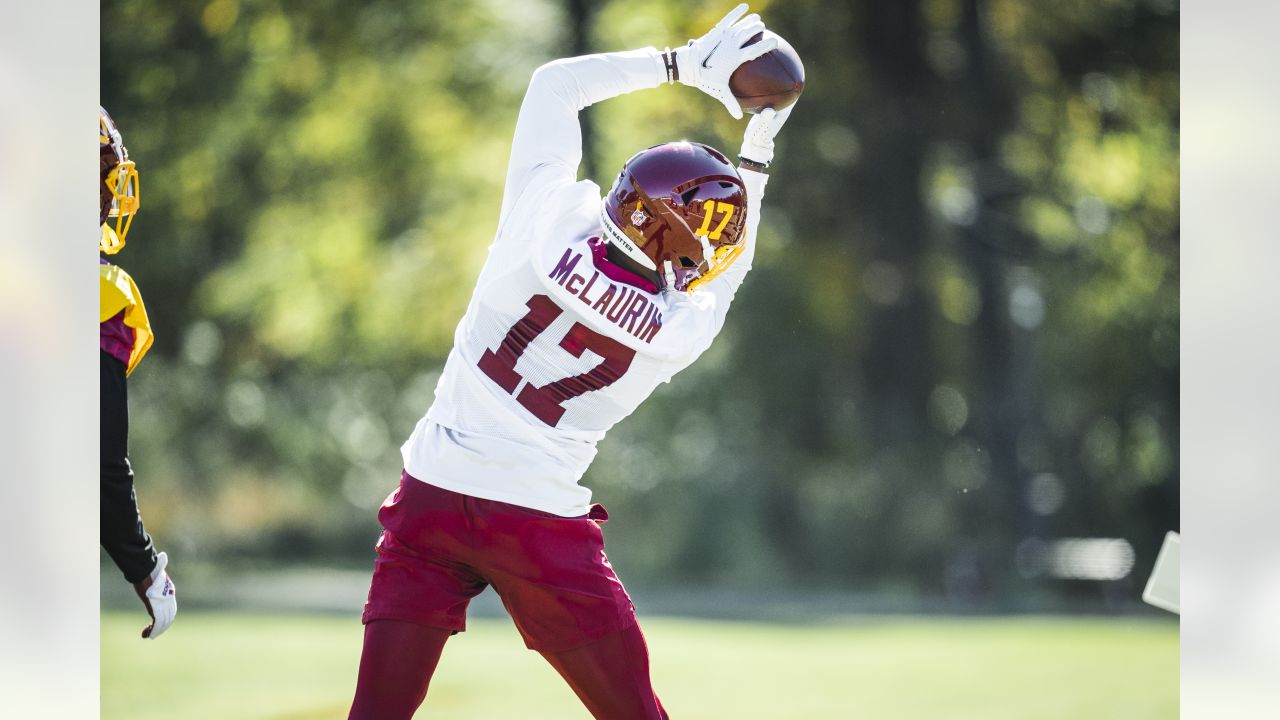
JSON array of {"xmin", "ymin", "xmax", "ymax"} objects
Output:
[{"xmin": 102, "ymin": 0, "xmax": 1178, "ymax": 608}]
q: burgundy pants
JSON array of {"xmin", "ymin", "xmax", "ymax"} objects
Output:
[{"xmin": 350, "ymin": 472, "xmax": 668, "ymax": 718}]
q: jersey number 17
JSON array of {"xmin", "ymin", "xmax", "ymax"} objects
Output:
[{"xmin": 477, "ymin": 294, "xmax": 636, "ymax": 427}]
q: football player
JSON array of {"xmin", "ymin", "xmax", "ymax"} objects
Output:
[
  {"xmin": 100, "ymin": 106, "xmax": 177, "ymax": 639},
  {"xmin": 349, "ymin": 5, "xmax": 793, "ymax": 718}
]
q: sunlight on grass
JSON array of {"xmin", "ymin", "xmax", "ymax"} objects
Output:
[{"xmin": 102, "ymin": 611, "xmax": 1177, "ymax": 719}]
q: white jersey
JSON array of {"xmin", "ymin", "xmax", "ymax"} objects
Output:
[{"xmin": 401, "ymin": 48, "xmax": 768, "ymax": 516}]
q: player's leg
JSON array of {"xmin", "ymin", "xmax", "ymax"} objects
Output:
[
  {"xmin": 477, "ymin": 499, "xmax": 665, "ymax": 718},
  {"xmin": 348, "ymin": 619, "xmax": 451, "ymax": 720},
  {"xmin": 350, "ymin": 473, "xmax": 488, "ymax": 718},
  {"xmin": 539, "ymin": 622, "xmax": 669, "ymax": 720}
]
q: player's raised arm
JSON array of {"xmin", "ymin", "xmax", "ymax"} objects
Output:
[
  {"xmin": 498, "ymin": 3, "xmax": 777, "ymax": 223},
  {"xmin": 498, "ymin": 50, "xmax": 666, "ymax": 223},
  {"xmin": 701, "ymin": 103, "xmax": 795, "ymax": 334}
]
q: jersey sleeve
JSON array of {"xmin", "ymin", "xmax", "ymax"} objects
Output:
[
  {"xmin": 100, "ymin": 260, "xmax": 154, "ymax": 376},
  {"xmin": 498, "ymin": 48, "xmax": 667, "ymax": 228},
  {"xmin": 101, "ymin": 351, "xmax": 159, "ymax": 584}
]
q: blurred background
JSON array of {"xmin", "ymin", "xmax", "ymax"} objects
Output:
[{"xmin": 101, "ymin": 0, "xmax": 1178, "ymax": 717}]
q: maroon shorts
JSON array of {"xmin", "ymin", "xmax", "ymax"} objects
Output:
[{"xmin": 361, "ymin": 471, "xmax": 637, "ymax": 653}]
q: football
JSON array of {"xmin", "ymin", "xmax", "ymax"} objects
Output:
[{"xmin": 729, "ymin": 30, "xmax": 805, "ymax": 114}]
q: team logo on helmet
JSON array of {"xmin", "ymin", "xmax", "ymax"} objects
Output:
[{"xmin": 630, "ymin": 207, "xmax": 648, "ymax": 227}]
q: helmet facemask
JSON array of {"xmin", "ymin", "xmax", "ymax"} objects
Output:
[{"xmin": 100, "ymin": 107, "xmax": 139, "ymax": 254}]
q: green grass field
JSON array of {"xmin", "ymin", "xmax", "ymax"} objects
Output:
[{"xmin": 102, "ymin": 611, "xmax": 1177, "ymax": 719}]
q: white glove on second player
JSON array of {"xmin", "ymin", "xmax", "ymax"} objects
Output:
[
  {"xmin": 738, "ymin": 105, "xmax": 794, "ymax": 168},
  {"xmin": 133, "ymin": 551, "xmax": 177, "ymax": 639},
  {"xmin": 674, "ymin": 3, "xmax": 778, "ymax": 119}
]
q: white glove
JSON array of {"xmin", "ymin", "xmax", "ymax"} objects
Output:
[
  {"xmin": 133, "ymin": 551, "xmax": 177, "ymax": 639},
  {"xmin": 738, "ymin": 105, "xmax": 794, "ymax": 168},
  {"xmin": 674, "ymin": 3, "xmax": 778, "ymax": 119}
]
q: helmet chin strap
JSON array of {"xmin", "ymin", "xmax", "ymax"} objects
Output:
[
  {"xmin": 100, "ymin": 224, "xmax": 125, "ymax": 255},
  {"xmin": 697, "ymin": 235, "xmax": 716, "ymax": 270}
]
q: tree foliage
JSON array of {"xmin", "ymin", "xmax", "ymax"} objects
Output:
[{"xmin": 103, "ymin": 0, "xmax": 1178, "ymax": 604}]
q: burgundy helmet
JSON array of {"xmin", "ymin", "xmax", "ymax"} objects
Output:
[
  {"xmin": 100, "ymin": 106, "xmax": 139, "ymax": 254},
  {"xmin": 601, "ymin": 141, "xmax": 747, "ymax": 292}
]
